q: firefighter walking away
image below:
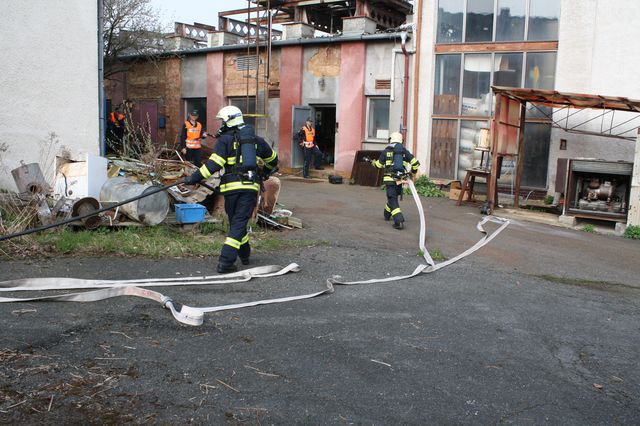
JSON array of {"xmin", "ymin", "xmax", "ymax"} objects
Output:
[
  {"xmin": 372, "ymin": 132, "xmax": 420, "ymax": 230},
  {"xmin": 184, "ymin": 106, "xmax": 278, "ymax": 273}
]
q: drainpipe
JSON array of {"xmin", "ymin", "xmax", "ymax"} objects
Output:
[
  {"xmin": 411, "ymin": 0, "xmax": 423, "ymax": 160},
  {"xmin": 399, "ymin": 29, "xmax": 415, "ymax": 141},
  {"xmin": 97, "ymin": 0, "xmax": 105, "ymax": 156}
]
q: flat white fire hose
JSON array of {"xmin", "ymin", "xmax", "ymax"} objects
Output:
[{"xmin": 0, "ymin": 181, "xmax": 509, "ymax": 326}]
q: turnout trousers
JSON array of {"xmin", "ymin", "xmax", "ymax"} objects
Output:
[
  {"xmin": 219, "ymin": 191, "xmax": 257, "ymax": 266},
  {"xmin": 383, "ymin": 183, "xmax": 405, "ymax": 224}
]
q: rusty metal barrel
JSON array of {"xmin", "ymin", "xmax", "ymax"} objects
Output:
[{"xmin": 100, "ymin": 177, "xmax": 169, "ymax": 226}]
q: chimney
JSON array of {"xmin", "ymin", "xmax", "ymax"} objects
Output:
[
  {"xmin": 207, "ymin": 31, "xmax": 242, "ymax": 47},
  {"xmin": 283, "ymin": 22, "xmax": 315, "ymax": 40},
  {"xmin": 341, "ymin": 16, "xmax": 377, "ymax": 36}
]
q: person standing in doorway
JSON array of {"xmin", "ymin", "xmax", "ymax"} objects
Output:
[
  {"xmin": 180, "ymin": 110, "xmax": 208, "ymax": 167},
  {"xmin": 296, "ymin": 118, "xmax": 323, "ymax": 178}
]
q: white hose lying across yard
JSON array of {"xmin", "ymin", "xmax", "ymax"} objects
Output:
[{"xmin": 0, "ymin": 181, "xmax": 509, "ymax": 326}]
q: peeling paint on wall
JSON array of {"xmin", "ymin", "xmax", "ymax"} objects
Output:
[{"xmin": 307, "ymin": 46, "xmax": 341, "ymax": 77}]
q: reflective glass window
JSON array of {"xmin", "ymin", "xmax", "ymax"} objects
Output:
[
  {"xmin": 437, "ymin": 0, "xmax": 464, "ymax": 43},
  {"xmin": 434, "ymin": 54, "xmax": 462, "ymax": 115},
  {"xmin": 462, "ymin": 54, "xmax": 492, "ymax": 116},
  {"xmin": 465, "ymin": 0, "xmax": 494, "ymax": 42},
  {"xmin": 367, "ymin": 98, "xmax": 390, "ymax": 139},
  {"xmin": 496, "ymin": 0, "xmax": 526, "ymax": 41},
  {"xmin": 525, "ymin": 52, "xmax": 556, "ymax": 90},
  {"xmin": 528, "ymin": 0, "xmax": 560, "ymax": 41},
  {"xmin": 494, "ymin": 53, "xmax": 523, "ymax": 87},
  {"xmin": 458, "ymin": 120, "xmax": 490, "ymax": 181}
]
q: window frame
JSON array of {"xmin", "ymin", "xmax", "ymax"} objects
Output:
[
  {"xmin": 436, "ymin": 0, "xmax": 559, "ymax": 44},
  {"xmin": 365, "ymin": 96, "xmax": 391, "ymax": 142}
]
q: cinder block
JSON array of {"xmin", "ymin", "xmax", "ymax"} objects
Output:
[
  {"xmin": 558, "ymin": 215, "xmax": 577, "ymax": 226},
  {"xmin": 614, "ymin": 222, "xmax": 628, "ymax": 236}
]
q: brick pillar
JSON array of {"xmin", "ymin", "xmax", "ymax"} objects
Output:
[
  {"xmin": 206, "ymin": 51, "xmax": 225, "ymax": 134},
  {"xmin": 336, "ymin": 41, "xmax": 366, "ymax": 173},
  {"xmin": 278, "ymin": 46, "xmax": 304, "ymax": 168}
]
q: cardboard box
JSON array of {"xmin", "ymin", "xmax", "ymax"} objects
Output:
[{"xmin": 448, "ymin": 180, "xmax": 462, "ymax": 201}]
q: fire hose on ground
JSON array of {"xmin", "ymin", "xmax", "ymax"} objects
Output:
[{"xmin": 0, "ymin": 179, "xmax": 510, "ymax": 326}]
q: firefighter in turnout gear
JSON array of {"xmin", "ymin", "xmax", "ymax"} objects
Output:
[
  {"xmin": 184, "ymin": 106, "xmax": 278, "ymax": 273},
  {"xmin": 372, "ymin": 132, "xmax": 420, "ymax": 230}
]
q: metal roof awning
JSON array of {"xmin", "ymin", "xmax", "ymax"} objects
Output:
[{"xmin": 492, "ymin": 86, "xmax": 640, "ymax": 113}]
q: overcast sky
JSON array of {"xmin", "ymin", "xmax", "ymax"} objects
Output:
[{"xmin": 150, "ymin": 0, "xmax": 259, "ymax": 28}]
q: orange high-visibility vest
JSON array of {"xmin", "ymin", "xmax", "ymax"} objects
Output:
[
  {"xmin": 185, "ymin": 120, "xmax": 202, "ymax": 149},
  {"xmin": 110, "ymin": 112, "xmax": 124, "ymax": 126},
  {"xmin": 302, "ymin": 126, "xmax": 315, "ymax": 148}
]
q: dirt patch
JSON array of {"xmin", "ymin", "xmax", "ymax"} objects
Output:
[{"xmin": 534, "ymin": 274, "xmax": 640, "ymax": 295}]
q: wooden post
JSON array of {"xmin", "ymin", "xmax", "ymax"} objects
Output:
[
  {"xmin": 513, "ymin": 102, "xmax": 527, "ymax": 209},
  {"xmin": 487, "ymin": 94, "xmax": 502, "ymax": 213},
  {"xmin": 627, "ymin": 130, "xmax": 640, "ymax": 226}
]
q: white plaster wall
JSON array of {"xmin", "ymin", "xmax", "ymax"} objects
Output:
[
  {"xmin": 0, "ymin": 0, "xmax": 100, "ymax": 191},
  {"xmin": 409, "ymin": 0, "xmax": 437, "ymax": 175},
  {"xmin": 364, "ymin": 42, "xmax": 404, "ymax": 144},
  {"xmin": 549, "ymin": 0, "xmax": 640, "ymax": 193}
]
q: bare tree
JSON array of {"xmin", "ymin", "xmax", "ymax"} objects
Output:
[{"xmin": 103, "ymin": 0, "xmax": 169, "ymax": 79}]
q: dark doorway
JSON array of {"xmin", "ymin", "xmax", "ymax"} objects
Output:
[{"xmin": 312, "ymin": 105, "xmax": 336, "ymax": 165}]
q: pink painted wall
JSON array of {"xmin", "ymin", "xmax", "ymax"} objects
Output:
[
  {"xmin": 278, "ymin": 46, "xmax": 304, "ymax": 167},
  {"xmin": 336, "ymin": 42, "xmax": 366, "ymax": 173},
  {"xmin": 206, "ymin": 52, "xmax": 225, "ymax": 133}
]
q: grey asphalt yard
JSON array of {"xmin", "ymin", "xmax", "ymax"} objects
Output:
[{"xmin": 1, "ymin": 176, "xmax": 639, "ymax": 424}]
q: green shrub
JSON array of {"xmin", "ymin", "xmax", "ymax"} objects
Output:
[
  {"xmin": 624, "ymin": 225, "xmax": 640, "ymax": 240},
  {"xmin": 544, "ymin": 195, "xmax": 554, "ymax": 205},
  {"xmin": 404, "ymin": 176, "xmax": 445, "ymax": 198},
  {"xmin": 582, "ymin": 224, "xmax": 595, "ymax": 233}
]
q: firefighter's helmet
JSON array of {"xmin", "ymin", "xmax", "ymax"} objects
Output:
[
  {"xmin": 216, "ymin": 105, "xmax": 244, "ymax": 128},
  {"xmin": 389, "ymin": 131, "xmax": 403, "ymax": 144}
]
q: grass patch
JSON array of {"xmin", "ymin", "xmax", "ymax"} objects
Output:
[
  {"xmin": 581, "ymin": 224, "xmax": 595, "ymax": 233},
  {"xmin": 418, "ymin": 249, "xmax": 445, "ymax": 261},
  {"xmin": 624, "ymin": 225, "xmax": 640, "ymax": 240},
  {"xmin": 2, "ymin": 225, "xmax": 324, "ymax": 258}
]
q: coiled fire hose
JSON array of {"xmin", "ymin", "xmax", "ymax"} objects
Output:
[{"xmin": 0, "ymin": 179, "xmax": 509, "ymax": 326}]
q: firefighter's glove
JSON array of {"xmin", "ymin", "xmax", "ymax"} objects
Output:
[{"xmin": 183, "ymin": 173, "xmax": 201, "ymax": 185}]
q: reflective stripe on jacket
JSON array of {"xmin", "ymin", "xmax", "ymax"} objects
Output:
[
  {"xmin": 185, "ymin": 120, "xmax": 202, "ymax": 149},
  {"xmin": 303, "ymin": 126, "xmax": 315, "ymax": 148}
]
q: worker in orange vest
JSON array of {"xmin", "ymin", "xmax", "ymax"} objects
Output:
[
  {"xmin": 296, "ymin": 118, "xmax": 323, "ymax": 178},
  {"xmin": 106, "ymin": 106, "xmax": 125, "ymax": 154},
  {"xmin": 180, "ymin": 110, "xmax": 208, "ymax": 167}
]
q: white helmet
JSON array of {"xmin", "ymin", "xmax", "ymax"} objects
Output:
[
  {"xmin": 389, "ymin": 131, "xmax": 403, "ymax": 144},
  {"xmin": 216, "ymin": 105, "xmax": 244, "ymax": 128}
]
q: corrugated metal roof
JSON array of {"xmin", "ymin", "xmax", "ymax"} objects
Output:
[{"xmin": 492, "ymin": 86, "xmax": 640, "ymax": 113}]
